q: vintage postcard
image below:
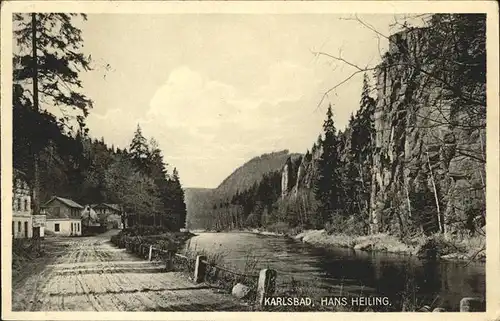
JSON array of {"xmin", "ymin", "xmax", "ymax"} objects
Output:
[{"xmin": 1, "ymin": 1, "xmax": 499, "ymax": 320}]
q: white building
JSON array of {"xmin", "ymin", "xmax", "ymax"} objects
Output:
[
  {"xmin": 41, "ymin": 196, "xmax": 83, "ymax": 236},
  {"xmin": 45, "ymin": 218, "xmax": 82, "ymax": 236},
  {"xmin": 12, "ymin": 169, "xmax": 45, "ymax": 239}
]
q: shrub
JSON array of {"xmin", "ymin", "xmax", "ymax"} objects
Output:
[
  {"xmin": 12, "ymin": 238, "xmax": 44, "ymax": 275},
  {"xmin": 325, "ymin": 215, "xmax": 368, "ymax": 236},
  {"xmin": 265, "ymin": 221, "xmax": 290, "ymax": 234}
]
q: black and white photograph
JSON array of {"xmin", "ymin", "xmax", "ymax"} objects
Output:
[{"xmin": 1, "ymin": 1, "xmax": 498, "ymax": 318}]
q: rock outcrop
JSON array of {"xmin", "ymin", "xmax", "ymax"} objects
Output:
[
  {"xmin": 369, "ymin": 27, "xmax": 485, "ymax": 235},
  {"xmin": 279, "ymin": 23, "xmax": 485, "ymax": 236},
  {"xmin": 280, "ymin": 155, "xmax": 303, "ymax": 198}
]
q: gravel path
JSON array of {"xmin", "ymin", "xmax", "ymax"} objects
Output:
[{"xmin": 12, "ymin": 230, "xmax": 248, "ymax": 311}]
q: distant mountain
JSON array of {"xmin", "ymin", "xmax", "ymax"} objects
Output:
[
  {"xmin": 216, "ymin": 150, "xmax": 301, "ymax": 197},
  {"xmin": 185, "ymin": 150, "xmax": 301, "ymax": 229}
]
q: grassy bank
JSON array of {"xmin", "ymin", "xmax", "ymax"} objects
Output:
[{"xmin": 12, "ymin": 238, "xmax": 45, "ymax": 280}]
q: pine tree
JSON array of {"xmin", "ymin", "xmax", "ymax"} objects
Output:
[
  {"xmin": 129, "ymin": 124, "xmax": 150, "ymax": 171},
  {"xmin": 171, "ymin": 168, "xmax": 187, "ymax": 230},
  {"xmin": 13, "ymin": 13, "xmax": 93, "ymax": 215},
  {"xmin": 351, "ymin": 74, "xmax": 376, "ymax": 159},
  {"xmin": 148, "ymin": 138, "xmax": 167, "ymax": 178},
  {"xmin": 341, "ymin": 73, "xmax": 376, "ymax": 233},
  {"xmin": 314, "ymin": 104, "xmax": 342, "ymax": 227}
]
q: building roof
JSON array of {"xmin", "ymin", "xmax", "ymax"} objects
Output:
[
  {"xmin": 42, "ymin": 196, "xmax": 85, "ymax": 209},
  {"xmin": 46, "ymin": 218, "xmax": 82, "ymax": 222}
]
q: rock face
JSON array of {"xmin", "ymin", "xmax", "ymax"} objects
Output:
[
  {"xmin": 280, "ymin": 24, "xmax": 485, "ymax": 236},
  {"xmin": 280, "ymin": 156, "xmax": 302, "ymax": 198},
  {"xmin": 369, "ymin": 28, "xmax": 485, "ymax": 235},
  {"xmin": 279, "ymin": 145, "xmax": 322, "ymax": 199}
]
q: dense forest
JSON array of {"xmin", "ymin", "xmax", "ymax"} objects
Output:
[
  {"xmin": 185, "ymin": 151, "xmax": 300, "ymax": 229},
  {"xmin": 188, "ymin": 14, "xmax": 486, "ymax": 239},
  {"xmin": 12, "ymin": 13, "xmax": 187, "ymax": 231}
]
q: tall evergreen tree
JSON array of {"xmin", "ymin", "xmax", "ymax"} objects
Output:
[
  {"xmin": 171, "ymin": 168, "xmax": 187, "ymax": 230},
  {"xmin": 13, "ymin": 13, "xmax": 93, "ymax": 215},
  {"xmin": 314, "ymin": 104, "xmax": 342, "ymax": 226},
  {"xmin": 342, "ymin": 73, "xmax": 376, "ymax": 232},
  {"xmin": 129, "ymin": 124, "xmax": 150, "ymax": 171}
]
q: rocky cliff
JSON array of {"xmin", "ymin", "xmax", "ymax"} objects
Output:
[
  {"xmin": 280, "ymin": 22, "xmax": 486, "ymax": 236},
  {"xmin": 278, "ymin": 141, "xmax": 322, "ymax": 199},
  {"xmin": 370, "ymin": 27, "xmax": 485, "ymax": 235}
]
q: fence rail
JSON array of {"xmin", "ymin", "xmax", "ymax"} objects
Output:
[{"xmin": 112, "ymin": 237, "xmax": 484, "ymax": 311}]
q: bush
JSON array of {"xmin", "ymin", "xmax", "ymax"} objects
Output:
[
  {"xmin": 12, "ymin": 238, "xmax": 44, "ymax": 274},
  {"xmin": 325, "ymin": 215, "xmax": 368, "ymax": 236},
  {"xmin": 110, "ymin": 226, "xmax": 195, "ymax": 252},
  {"xmin": 265, "ymin": 221, "xmax": 290, "ymax": 234}
]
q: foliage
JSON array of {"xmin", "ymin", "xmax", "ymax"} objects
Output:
[
  {"xmin": 110, "ymin": 226, "xmax": 194, "ymax": 252},
  {"xmin": 13, "ymin": 13, "xmax": 93, "ymax": 129},
  {"xmin": 13, "ymin": 13, "xmax": 94, "ymax": 215},
  {"xmin": 185, "ymin": 151, "xmax": 300, "ymax": 229},
  {"xmin": 314, "ymin": 104, "xmax": 343, "ymax": 225},
  {"xmin": 215, "ymin": 14, "xmax": 486, "ymax": 240}
]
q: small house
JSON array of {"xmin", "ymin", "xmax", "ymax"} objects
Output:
[
  {"xmin": 91, "ymin": 203, "xmax": 123, "ymax": 229},
  {"xmin": 41, "ymin": 196, "xmax": 84, "ymax": 236}
]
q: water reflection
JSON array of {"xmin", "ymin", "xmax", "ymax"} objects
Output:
[{"xmin": 184, "ymin": 232, "xmax": 485, "ymax": 311}]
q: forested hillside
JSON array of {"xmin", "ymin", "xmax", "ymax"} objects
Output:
[
  {"xmin": 185, "ymin": 150, "xmax": 301, "ymax": 229},
  {"xmin": 188, "ymin": 14, "xmax": 486, "ymax": 241},
  {"xmin": 12, "ymin": 13, "xmax": 187, "ymax": 231}
]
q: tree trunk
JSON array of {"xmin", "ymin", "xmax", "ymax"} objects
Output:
[
  {"xmin": 426, "ymin": 151, "xmax": 444, "ymax": 233},
  {"xmin": 31, "ymin": 13, "xmax": 41, "ymax": 216}
]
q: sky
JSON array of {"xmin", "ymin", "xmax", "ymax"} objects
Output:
[{"xmin": 75, "ymin": 14, "xmax": 412, "ymax": 188}]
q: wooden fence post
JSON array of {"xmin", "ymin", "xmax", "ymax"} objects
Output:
[
  {"xmin": 166, "ymin": 251, "xmax": 173, "ymax": 271},
  {"xmin": 460, "ymin": 297, "xmax": 485, "ymax": 312},
  {"xmin": 257, "ymin": 268, "xmax": 277, "ymax": 306},
  {"xmin": 148, "ymin": 245, "xmax": 153, "ymax": 261},
  {"xmin": 194, "ymin": 255, "xmax": 207, "ymax": 283}
]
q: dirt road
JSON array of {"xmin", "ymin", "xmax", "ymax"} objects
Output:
[{"xmin": 11, "ymin": 230, "xmax": 248, "ymax": 311}]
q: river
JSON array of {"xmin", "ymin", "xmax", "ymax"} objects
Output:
[{"xmin": 183, "ymin": 232, "xmax": 485, "ymax": 311}]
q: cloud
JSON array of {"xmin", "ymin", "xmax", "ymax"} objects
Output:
[
  {"xmin": 148, "ymin": 66, "xmax": 239, "ymax": 128},
  {"xmin": 87, "ymin": 63, "xmax": 325, "ymax": 187}
]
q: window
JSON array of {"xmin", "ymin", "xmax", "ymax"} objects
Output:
[
  {"xmin": 24, "ymin": 199, "xmax": 28, "ymax": 211},
  {"xmin": 24, "ymin": 221, "xmax": 28, "ymax": 238},
  {"xmin": 18, "ymin": 221, "xmax": 21, "ymax": 232},
  {"xmin": 71, "ymin": 222, "xmax": 74, "ymax": 232},
  {"xmin": 54, "ymin": 223, "xmax": 60, "ymax": 232},
  {"xmin": 77, "ymin": 223, "xmax": 80, "ymax": 232},
  {"xmin": 16, "ymin": 198, "xmax": 21, "ymax": 211},
  {"xmin": 12, "ymin": 222, "xmax": 14, "ymax": 236}
]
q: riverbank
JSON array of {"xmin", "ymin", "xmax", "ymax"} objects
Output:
[
  {"xmin": 187, "ymin": 226, "xmax": 485, "ymax": 262},
  {"xmin": 242, "ymin": 227, "xmax": 485, "ymax": 262},
  {"xmin": 294, "ymin": 230, "xmax": 485, "ymax": 262}
]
